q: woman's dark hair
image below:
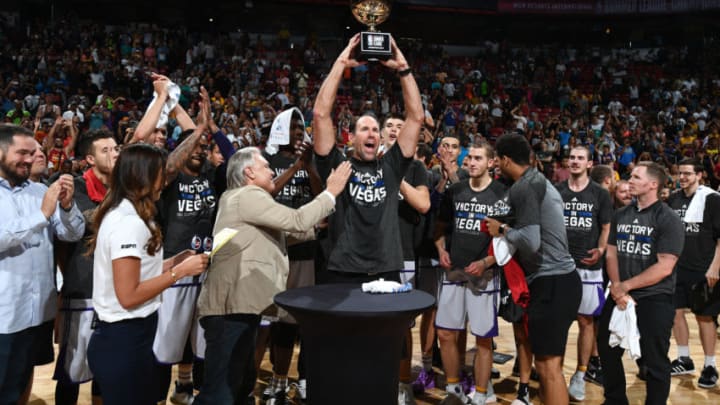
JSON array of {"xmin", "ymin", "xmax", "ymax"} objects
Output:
[{"xmin": 86, "ymin": 143, "xmax": 167, "ymax": 256}]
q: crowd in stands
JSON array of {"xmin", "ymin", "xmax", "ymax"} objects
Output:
[{"xmin": 2, "ymin": 14, "xmax": 720, "ymax": 188}]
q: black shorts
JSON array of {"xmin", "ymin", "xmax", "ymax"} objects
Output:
[
  {"xmin": 528, "ymin": 271, "xmax": 582, "ymax": 357},
  {"xmin": 675, "ymin": 270, "xmax": 720, "ymax": 316},
  {"xmin": 32, "ymin": 320, "xmax": 55, "ymax": 366}
]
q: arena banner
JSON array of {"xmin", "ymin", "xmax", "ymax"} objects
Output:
[
  {"xmin": 497, "ymin": 0, "xmax": 595, "ymax": 14},
  {"xmin": 498, "ymin": 0, "xmax": 720, "ymax": 14}
]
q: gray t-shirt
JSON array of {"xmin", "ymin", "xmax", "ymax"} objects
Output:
[{"xmin": 505, "ymin": 167, "xmax": 576, "ymax": 284}]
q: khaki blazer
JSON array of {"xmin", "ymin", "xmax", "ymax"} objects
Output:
[{"xmin": 197, "ymin": 185, "xmax": 335, "ymax": 318}]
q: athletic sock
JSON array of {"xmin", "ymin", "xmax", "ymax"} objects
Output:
[
  {"xmin": 178, "ymin": 369, "xmax": 192, "ymax": 385},
  {"xmin": 422, "ymin": 355, "xmax": 433, "ymax": 372},
  {"xmin": 275, "ymin": 375, "xmax": 288, "ymax": 392},
  {"xmin": 678, "ymin": 345, "xmax": 690, "ymax": 359},
  {"xmin": 518, "ymin": 382, "xmax": 529, "ymax": 398},
  {"xmin": 705, "ymin": 356, "xmax": 717, "ymax": 368}
]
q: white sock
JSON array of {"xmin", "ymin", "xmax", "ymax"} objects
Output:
[
  {"xmin": 446, "ymin": 382, "xmax": 461, "ymax": 393},
  {"xmin": 678, "ymin": 345, "xmax": 690, "ymax": 359},
  {"xmin": 705, "ymin": 356, "xmax": 716, "ymax": 368},
  {"xmin": 575, "ymin": 370, "xmax": 586, "ymax": 379}
]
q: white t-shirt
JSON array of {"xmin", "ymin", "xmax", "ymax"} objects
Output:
[{"xmin": 93, "ymin": 199, "xmax": 163, "ymax": 322}]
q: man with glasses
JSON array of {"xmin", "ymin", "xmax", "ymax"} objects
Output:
[{"xmin": 667, "ymin": 158, "xmax": 720, "ymax": 388}]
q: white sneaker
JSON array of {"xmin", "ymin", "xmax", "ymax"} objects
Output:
[
  {"xmin": 486, "ymin": 379, "xmax": 497, "ymax": 403},
  {"xmin": 469, "ymin": 392, "xmax": 487, "ymax": 405},
  {"xmin": 446, "ymin": 384, "xmax": 469, "ymax": 403},
  {"xmin": 262, "ymin": 377, "xmax": 277, "ymax": 400},
  {"xmin": 398, "ymin": 382, "xmax": 417, "ymax": 405},
  {"xmin": 568, "ymin": 372, "xmax": 586, "ymax": 401},
  {"xmin": 510, "ymin": 393, "xmax": 533, "ymax": 405}
]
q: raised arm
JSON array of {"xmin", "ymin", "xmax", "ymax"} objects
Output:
[
  {"xmin": 165, "ymin": 97, "xmax": 208, "ymax": 185},
  {"xmin": 313, "ymin": 34, "xmax": 364, "ymax": 156},
  {"xmin": 130, "ymin": 73, "xmax": 169, "ymax": 144},
  {"xmin": 381, "ymin": 38, "xmax": 424, "ymax": 158}
]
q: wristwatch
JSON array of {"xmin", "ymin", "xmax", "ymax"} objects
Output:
[{"xmin": 499, "ymin": 223, "xmax": 508, "ymax": 235}]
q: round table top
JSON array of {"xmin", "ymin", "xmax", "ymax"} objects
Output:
[{"xmin": 274, "ymin": 283, "xmax": 435, "ymax": 317}]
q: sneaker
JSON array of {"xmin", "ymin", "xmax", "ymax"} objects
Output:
[
  {"xmin": 169, "ymin": 381, "xmax": 194, "ymax": 405},
  {"xmin": 510, "ymin": 393, "xmax": 533, "ymax": 405},
  {"xmin": 511, "ymin": 362, "xmax": 540, "ymax": 381},
  {"xmin": 262, "ymin": 378, "xmax": 277, "ymax": 401},
  {"xmin": 584, "ymin": 363, "xmax": 604, "ymax": 386},
  {"xmin": 460, "ymin": 370, "xmax": 474, "ymax": 395},
  {"xmin": 698, "ymin": 365, "xmax": 719, "ymax": 388},
  {"xmin": 296, "ymin": 379, "xmax": 307, "ymax": 402},
  {"xmin": 568, "ymin": 372, "xmax": 586, "ymax": 401},
  {"xmin": 469, "ymin": 392, "xmax": 487, "ymax": 405},
  {"xmin": 266, "ymin": 390, "xmax": 287, "ymax": 405},
  {"xmin": 670, "ymin": 357, "xmax": 695, "ymax": 376},
  {"xmin": 398, "ymin": 382, "xmax": 417, "ymax": 405},
  {"xmin": 411, "ymin": 368, "xmax": 436, "ymax": 395},
  {"xmin": 446, "ymin": 384, "xmax": 469, "ymax": 403},
  {"xmin": 486, "ymin": 379, "xmax": 497, "ymax": 403}
]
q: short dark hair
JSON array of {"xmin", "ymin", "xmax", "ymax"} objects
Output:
[
  {"xmin": 415, "ymin": 143, "xmax": 433, "ymax": 166},
  {"xmin": 0, "ymin": 124, "xmax": 34, "ymax": 153},
  {"xmin": 176, "ymin": 129, "xmax": 197, "ymax": 147},
  {"xmin": 381, "ymin": 113, "xmax": 405, "ymax": 128},
  {"xmin": 570, "ymin": 145, "xmax": 592, "ymax": 160},
  {"xmin": 77, "ymin": 129, "xmax": 114, "ymax": 158},
  {"xmin": 495, "ymin": 133, "xmax": 531, "ymax": 166},
  {"xmin": 678, "ymin": 157, "xmax": 703, "ymax": 174},
  {"xmin": 636, "ymin": 161, "xmax": 667, "ymax": 196},
  {"xmin": 590, "ymin": 164, "xmax": 614, "ymax": 184}
]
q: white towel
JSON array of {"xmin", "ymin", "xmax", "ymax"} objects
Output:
[
  {"xmin": 608, "ymin": 299, "xmax": 642, "ymax": 360},
  {"xmin": 684, "ymin": 185, "xmax": 718, "ymax": 223},
  {"xmin": 361, "ymin": 279, "xmax": 412, "ymax": 294},
  {"xmin": 493, "ymin": 237, "xmax": 516, "ymax": 266},
  {"xmin": 265, "ymin": 107, "xmax": 311, "ymax": 156},
  {"xmin": 145, "ymin": 81, "xmax": 181, "ymax": 129}
]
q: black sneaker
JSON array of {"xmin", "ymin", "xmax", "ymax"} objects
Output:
[
  {"xmin": 670, "ymin": 357, "xmax": 695, "ymax": 376},
  {"xmin": 584, "ymin": 364, "xmax": 604, "ymax": 386},
  {"xmin": 698, "ymin": 365, "xmax": 719, "ymax": 388}
]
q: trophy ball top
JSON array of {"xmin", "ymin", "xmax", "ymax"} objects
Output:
[{"xmin": 351, "ymin": 0, "xmax": 392, "ymax": 31}]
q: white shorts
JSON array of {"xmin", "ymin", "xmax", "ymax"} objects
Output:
[
  {"xmin": 577, "ymin": 268, "xmax": 606, "ymax": 316},
  {"xmin": 399, "ymin": 261, "xmax": 416, "ymax": 285},
  {"xmin": 56, "ymin": 298, "xmax": 94, "ymax": 383},
  {"xmin": 153, "ymin": 275, "xmax": 206, "ymax": 363},
  {"xmin": 435, "ymin": 269, "xmax": 500, "ymax": 338}
]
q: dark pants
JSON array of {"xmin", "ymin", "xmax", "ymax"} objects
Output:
[
  {"xmin": 87, "ymin": 312, "xmax": 158, "ymax": 405},
  {"xmin": 598, "ymin": 294, "xmax": 674, "ymax": 405},
  {"xmin": 152, "ymin": 338, "xmax": 205, "ymax": 400},
  {"xmin": 194, "ymin": 314, "xmax": 260, "ymax": 405},
  {"xmin": 0, "ymin": 327, "xmax": 35, "ymax": 404}
]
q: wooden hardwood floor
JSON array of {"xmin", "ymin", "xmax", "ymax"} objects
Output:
[{"xmin": 26, "ymin": 313, "xmax": 719, "ymax": 404}]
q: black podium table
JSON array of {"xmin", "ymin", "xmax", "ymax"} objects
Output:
[{"xmin": 274, "ymin": 283, "xmax": 435, "ymax": 405}]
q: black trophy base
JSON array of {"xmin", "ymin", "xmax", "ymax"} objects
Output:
[{"xmin": 359, "ymin": 31, "xmax": 392, "ymax": 61}]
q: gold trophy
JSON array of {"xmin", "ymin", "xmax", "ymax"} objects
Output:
[{"xmin": 351, "ymin": 0, "xmax": 393, "ymax": 61}]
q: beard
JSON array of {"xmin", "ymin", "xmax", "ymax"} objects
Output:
[{"xmin": 0, "ymin": 156, "xmax": 30, "ymax": 186}]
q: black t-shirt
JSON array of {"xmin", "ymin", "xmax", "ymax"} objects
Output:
[
  {"xmin": 158, "ymin": 164, "xmax": 217, "ymax": 258},
  {"xmin": 666, "ymin": 190, "xmax": 720, "ymax": 273},
  {"xmin": 268, "ymin": 152, "xmax": 317, "ymax": 261},
  {"xmin": 608, "ymin": 200, "xmax": 684, "ymax": 299},
  {"xmin": 398, "ymin": 159, "xmax": 429, "ymax": 261},
  {"xmin": 556, "ymin": 180, "xmax": 613, "ymax": 269},
  {"xmin": 59, "ymin": 176, "xmax": 99, "ymax": 298},
  {"xmin": 315, "ymin": 143, "xmax": 411, "ymax": 273},
  {"xmin": 438, "ymin": 180, "xmax": 507, "ymax": 267}
]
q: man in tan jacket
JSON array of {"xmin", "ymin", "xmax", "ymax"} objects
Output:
[{"xmin": 195, "ymin": 147, "xmax": 351, "ymax": 405}]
